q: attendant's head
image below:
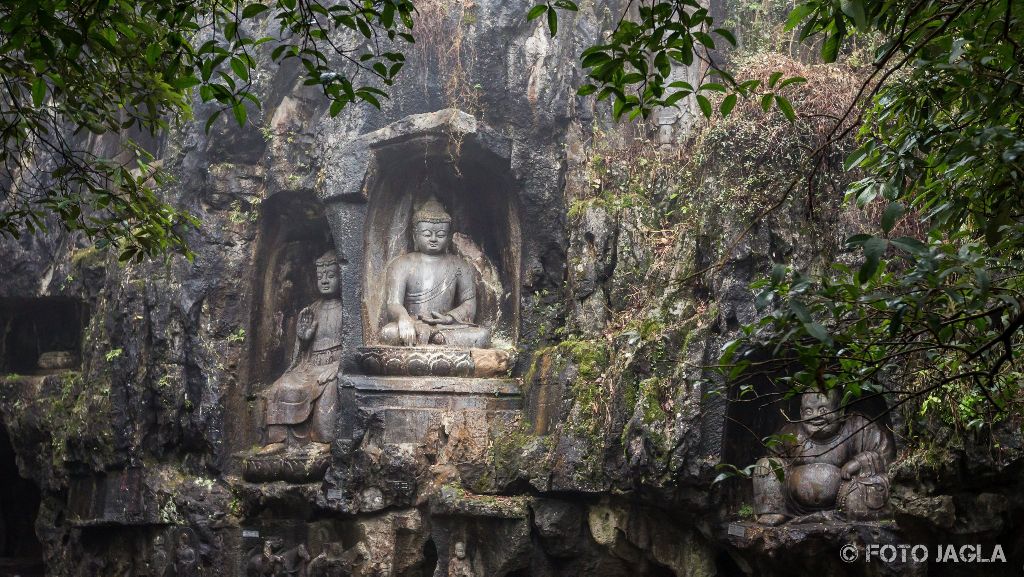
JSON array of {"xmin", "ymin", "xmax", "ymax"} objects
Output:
[
  {"xmin": 800, "ymin": 389, "xmax": 842, "ymax": 439},
  {"xmin": 315, "ymin": 250, "xmax": 340, "ymax": 296}
]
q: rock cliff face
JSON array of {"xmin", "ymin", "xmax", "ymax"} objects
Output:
[{"xmin": 0, "ymin": 2, "xmax": 1022, "ymax": 577}]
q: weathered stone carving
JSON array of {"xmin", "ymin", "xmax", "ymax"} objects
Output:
[
  {"xmin": 310, "ymin": 541, "xmax": 373, "ymax": 577},
  {"xmin": 753, "ymin": 390, "xmax": 895, "ymax": 525},
  {"xmin": 380, "ymin": 198, "xmax": 490, "ymax": 348},
  {"xmin": 358, "ymin": 198, "xmax": 511, "ymax": 377},
  {"xmin": 246, "ymin": 538, "xmax": 310, "ymax": 577},
  {"xmin": 306, "ymin": 541, "xmax": 346, "ymax": 577},
  {"xmin": 172, "ymin": 530, "xmax": 199, "ymax": 577},
  {"xmin": 37, "ymin": 350, "xmax": 78, "ymax": 371},
  {"xmin": 357, "ymin": 346, "xmax": 475, "ymax": 376},
  {"xmin": 150, "ymin": 534, "xmax": 169, "ymax": 577},
  {"xmin": 355, "ymin": 346, "xmax": 510, "ymax": 378},
  {"xmin": 448, "ymin": 541, "xmax": 474, "ymax": 577},
  {"xmin": 244, "ymin": 250, "xmax": 341, "ymax": 481}
]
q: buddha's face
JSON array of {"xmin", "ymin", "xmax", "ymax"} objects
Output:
[
  {"xmin": 316, "ymin": 262, "xmax": 339, "ymax": 296},
  {"xmin": 800, "ymin": 392, "xmax": 842, "ymax": 439},
  {"xmin": 413, "ymin": 221, "xmax": 451, "ymax": 255},
  {"xmin": 454, "ymin": 542, "xmax": 466, "ymax": 559}
]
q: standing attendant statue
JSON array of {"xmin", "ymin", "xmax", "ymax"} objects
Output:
[
  {"xmin": 753, "ymin": 389, "xmax": 895, "ymax": 524},
  {"xmin": 172, "ymin": 531, "xmax": 198, "ymax": 577},
  {"xmin": 379, "ymin": 197, "xmax": 490, "ymax": 349},
  {"xmin": 260, "ymin": 250, "xmax": 343, "ymax": 453}
]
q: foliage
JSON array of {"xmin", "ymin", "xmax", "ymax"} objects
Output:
[
  {"xmin": 722, "ymin": 0, "xmax": 1024, "ymax": 432},
  {"xmin": 0, "ymin": 0, "xmax": 413, "ymax": 260},
  {"xmin": 539, "ymin": 0, "xmax": 806, "ymax": 121}
]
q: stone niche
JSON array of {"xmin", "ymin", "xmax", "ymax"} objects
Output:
[
  {"xmin": 236, "ymin": 191, "xmax": 335, "ymax": 454},
  {"xmin": 359, "ymin": 146, "xmax": 520, "ymax": 351},
  {"xmin": 318, "ymin": 109, "xmax": 524, "ymax": 450},
  {"xmin": 66, "ymin": 469, "xmax": 161, "ymax": 527},
  {"xmin": 721, "ymin": 360, "xmax": 897, "ymax": 529},
  {"xmin": 0, "ymin": 297, "xmax": 86, "ymax": 375},
  {"xmin": 319, "ymin": 109, "xmax": 521, "ymax": 374}
]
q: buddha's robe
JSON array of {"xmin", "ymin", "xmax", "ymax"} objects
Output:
[{"xmin": 381, "ymin": 252, "xmax": 490, "ymax": 348}]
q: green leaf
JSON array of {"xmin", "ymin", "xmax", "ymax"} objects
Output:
[
  {"xmin": 242, "ymin": 3, "xmax": 269, "ymax": 18},
  {"xmin": 31, "ymin": 77, "xmax": 46, "ymax": 107},
  {"xmin": 720, "ymin": 93, "xmax": 737, "ymax": 115},
  {"xmin": 360, "ymin": 92, "xmax": 381, "ymax": 108},
  {"xmin": 770, "ymin": 263, "xmax": 787, "ymax": 285},
  {"xmin": 858, "ymin": 236, "xmax": 888, "ymax": 283},
  {"xmin": 696, "ymin": 94, "xmax": 712, "ymax": 118},
  {"xmin": 201, "ymin": 110, "xmax": 220, "ymax": 134},
  {"xmin": 841, "ymin": 0, "xmax": 867, "ymax": 30},
  {"xmin": 547, "ymin": 6, "xmax": 558, "ymax": 35},
  {"xmin": 791, "ymin": 300, "xmax": 811, "ymax": 323},
  {"xmin": 804, "ymin": 322, "xmax": 832, "ymax": 345},
  {"xmin": 774, "ymin": 94, "xmax": 795, "ymax": 121},
  {"xmin": 232, "ymin": 102, "xmax": 247, "ymax": 126},
  {"xmin": 784, "ymin": 4, "xmax": 814, "ymax": 31},
  {"xmin": 975, "ymin": 268, "xmax": 991, "ymax": 295},
  {"xmin": 890, "ymin": 237, "xmax": 928, "ymax": 255},
  {"xmin": 844, "ymin": 145, "xmax": 869, "ymax": 171},
  {"xmin": 778, "ymin": 76, "xmax": 806, "ymax": 89},
  {"xmin": 880, "ymin": 202, "xmax": 905, "ymax": 234},
  {"xmin": 821, "ymin": 32, "xmax": 841, "ymax": 63},
  {"xmin": 576, "ymin": 84, "xmax": 598, "ymax": 96},
  {"xmin": 230, "ymin": 57, "xmax": 249, "ymax": 82},
  {"xmin": 663, "ymin": 90, "xmax": 689, "ymax": 106},
  {"xmin": 714, "ymin": 28, "xmax": 737, "ymax": 47},
  {"xmin": 527, "ymin": 4, "xmax": 547, "ymax": 21},
  {"xmin": 145, "ymin": 43, "xmax": 160, "ymax": 67}
]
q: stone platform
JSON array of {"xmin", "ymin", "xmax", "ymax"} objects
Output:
[
  {"xmin": 241, "ymin": 444, "xmax": 331, "ymax": 483},
  {"xmin": 339, "ymin": 375, "xmax": 522, "ymax": 445},
  {"xmin": 356, "ymin": 345, "xmax": 512, "ymax": 378}
]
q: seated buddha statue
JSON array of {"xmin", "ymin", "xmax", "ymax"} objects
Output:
[
  {"xmin": 753, "ymin": 389, "xmax": 895, "ymax": 524},
  {"xmin": 379, "ymin": 197, "xmax": 490, "ymax": 349},
  {"xmin": 260, "ymin": 250, "xmax": 343, "ymax": 453}
]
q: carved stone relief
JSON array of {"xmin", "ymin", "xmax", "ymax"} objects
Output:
[
  {"xmin": 243, "ymin": 251, "xmax": 341, "ymax": 482},
  {"xmin": 357, "ymin": 197, "xmax": 511, "ymax": 378},
  {"xmin": 752, "ymin": 389, "xmax": 895, "ymax": 524}
]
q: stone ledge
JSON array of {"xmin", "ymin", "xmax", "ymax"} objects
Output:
[
  {"xmin": 341, "ymin": 375, "xmax": 521, "ymax": 396},
  {"xmin": 430, "ymin": 485, "xmax": 530, "ymax": 519},
  {"xmin": 241, "ymin": 450, "xmax": 331, "ymax": 484}
]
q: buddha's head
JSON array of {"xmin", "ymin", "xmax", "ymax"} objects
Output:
[
  {"xmin": 315, "ymin": 250, "xmax": 340, "ymax": 296},
  {"xmin": 799, "ymin": 389, "xmax": 843, "ymax": 439},
  {"xmin": 412, "ymin": 197, "xmax": 452, "ymax": 256},
  {"xmin": 453, "ymin": 541, "xmax": 467, "ymax": 559}
]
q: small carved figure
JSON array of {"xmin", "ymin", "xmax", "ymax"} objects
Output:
[
  {"xmin": 753, "ymin": 389, "xmax": 895, "ymax": 525},
  {"xmin": 280, "ymin": 543, "xmax": 311, "ymax": 577},
  {"xmin": 339, "ymin": 541, "xmax": 372, "ymax": 577},
  {"xmin": 261, "ymin": 251, "xmax": 343, "ymax": 452},
  {"xmin": 448, "ymin": 542, "xmax": 473, "ymax": 577},
  {"xmin": 149, "ymin": 534, "xmax": 168, "ymax": 577},
  {"xmin": 247, "ymin": 538, "xmax": 286, "ymax": 577},
  {"xmin": 172, "ymin": 531, "xmax": 198, "ymax": 577},
  {"xmin": 308, "ymin": 541, "xmax": 347, "ymax": 577},
  {"xmin": 379, "ymin": 198, "xmax": 490, "ymax": 348}
]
